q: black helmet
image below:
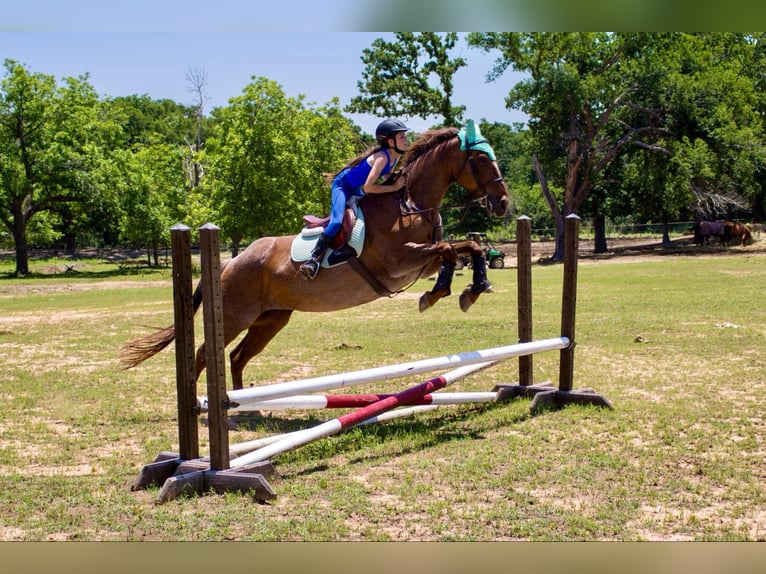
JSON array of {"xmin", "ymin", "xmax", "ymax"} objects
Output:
[{"xmin": 375, "ymin": 118, "xmax": 410, "ymax": 146}]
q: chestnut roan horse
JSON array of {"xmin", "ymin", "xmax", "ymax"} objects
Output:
[{"xmin": 120, "ymin": 121, "xmax": 510, "ymax": 390}]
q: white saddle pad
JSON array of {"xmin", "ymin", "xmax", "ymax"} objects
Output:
[{"xmin": 290, "ymin": 208, "xmax": 366, "ymax": 268}]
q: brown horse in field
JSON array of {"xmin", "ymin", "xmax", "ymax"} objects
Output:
[
  {"xmin": 697, "ymin": 220, "xmax": 753, "ymax": 245},
  {"xmin": 723, "ymin": 221, "xmax": 752, "ymax": 245},
  {"xmin": 120, "ymin": 122, "xmax": 510, "ymax": 389}
]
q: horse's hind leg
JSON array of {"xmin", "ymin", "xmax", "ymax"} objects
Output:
[{"xmin": 229, "ymin": 310, "xmax": 294, "ymax": 390}]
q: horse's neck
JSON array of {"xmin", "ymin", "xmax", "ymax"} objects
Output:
[{"xmin": 406, "ymin": 141, "xmax": 458, "ymax": 210}]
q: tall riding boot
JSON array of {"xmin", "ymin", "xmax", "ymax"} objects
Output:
[{"xmin": 300, "ymin": 232, "xmax": 332, "ymax": 280}]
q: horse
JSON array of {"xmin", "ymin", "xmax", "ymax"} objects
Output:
[
  {"xmin": 698, "ymin": 220, "xmax": 752, "ymax": 245},
  {"xmin": 698, "ymin": 220, "xmax": 725, "ymax": 244},
  {"xmin": 723, "ymin": 220, "xmax": 752, "ymax": 245},
  {"xmin": 120, "ymin": 121, "xmax": 510, "ymax": 390}
]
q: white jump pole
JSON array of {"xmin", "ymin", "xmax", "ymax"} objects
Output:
[
  {"xmin": 202, "ymin": 337, "xmax": 570, "ymax": 410},
  {"xmin": 226, "ymin": 391, "xmax": 498, "ymax": 413},
  {"xmin": 229, "ymin": 360, "xmax": 497, "ymax": 468}
]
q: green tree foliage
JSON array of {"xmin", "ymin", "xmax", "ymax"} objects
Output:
[
  {"xmin": 347, "ymin": 33, "xmax": 466, "ymax": 127},
  {"xmin": 112, "ymin": 143, "xmax": 189, "ymax": 265},
  {"xmin": 467, "ymin": 33, "xmax": 679, "ymax": 259},
  {"xmin": 467, "ymin": 32, "xmax": 766, "ymax": 257},
  {"xmin": 0, "ymin": 60, "xmax": 114, "ymax": 274},
  {"xmin": 205, "ymin": 78, "xmax": 359, "ymax": 254}
]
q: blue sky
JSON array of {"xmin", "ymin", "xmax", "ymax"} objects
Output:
[{"xmin": 0, "ymin": 31, "xmax": 528, "ymax": 136}]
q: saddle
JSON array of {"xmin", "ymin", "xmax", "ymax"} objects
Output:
[
  {"xmin": 291, "ymin": 200, "xmax": 366, "ymax": 269},
  {"xmin": 302, "ymin": 207, "xmax": 357, "ymax": 250}
]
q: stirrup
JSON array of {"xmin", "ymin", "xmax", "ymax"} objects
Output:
[{"xmin": 300, "ymin": 259, "xmax": 320, "ymax": 280}]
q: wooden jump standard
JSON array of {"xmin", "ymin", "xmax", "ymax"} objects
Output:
[
  {"xmin": 132, "ymin": 224, "xmax": 276, "ymax": 503},
  {"xmin": 493, "ymin": 214, "xmax": 613, "ymax": 412}
]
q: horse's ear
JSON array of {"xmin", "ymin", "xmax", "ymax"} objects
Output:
[{"xmin": 465, "ymin": 119, "xmax": 477, "ymax": 143}]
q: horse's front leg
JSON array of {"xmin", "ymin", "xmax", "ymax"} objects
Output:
[
  {"xmin": 418, "ymin": 241, "xmax": 458, "ymax": 313},
  {"xmin": 459, "ymin": 251, "xmax": 494, "ymax": 312}
]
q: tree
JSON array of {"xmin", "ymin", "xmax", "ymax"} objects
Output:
[
  {"xmin": 185, "ymin": 66, "xmax": 208, "ymax": 189},
  {"xmin": 114, "ymin": 143, "xmax": 189, "ymax": 265},
  {"xmin": 0, "ymin": 60, "xmax": 111, "ymax": 274},
  {"xmin": 205, "ymin": 77, "xmax": 359, "ymax": 254},
  {"xmin": 467, "ymin": 33, "xmax": 675, "ymax": 259},
  {"xmin": 347, "ymin": 32, "xmax": 466, "ymax": 127}
]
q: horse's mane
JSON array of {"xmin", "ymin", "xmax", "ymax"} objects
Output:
[{"xmin": 401, "ymin": 127, "xmax": 459, "ymax": 168}]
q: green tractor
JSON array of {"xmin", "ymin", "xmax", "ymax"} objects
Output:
[{"xmin": 456, "ymin": 232, "xmax": 505, "ymax": 270}]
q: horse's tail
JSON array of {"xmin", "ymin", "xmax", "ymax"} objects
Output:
[{"xmin": 119, "ymin": 280, "xmax": 204, "ymax": 369}]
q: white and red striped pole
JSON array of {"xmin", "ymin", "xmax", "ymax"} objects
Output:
[
  {"xmin": 229, "ymin": 360, "xmax": 496, "ymax": 468},
  {"xmin": 229, "ymin": 404, "xmax": 441, "ymax": 457},
  {"xmin": 227, "ymin": 391, "xmax": 498, "ymax": 412}
]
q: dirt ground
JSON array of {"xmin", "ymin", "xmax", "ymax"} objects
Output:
[{"xmin": 472, "ymin": 233, "xmax": 758, "ymax": 269}]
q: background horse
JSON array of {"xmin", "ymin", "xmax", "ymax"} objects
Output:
[
  {"xmin": 698, "ymin": 220, "xmax": 753, "ymax": 245},
  {"xmin": 698, "ymin": 220, "xmax": 725, "ymax": 244},
  {"xmin": 723, "ymin": 221, "xmax": 752, "ymax": 245},
  {"xmin": 121, "ymin": 123, "xmax": 510, "ymax": 390}
]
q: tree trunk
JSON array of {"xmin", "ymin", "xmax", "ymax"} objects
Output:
[
  {"xmin": 532, "ymin": 153, "xmax": 566, "ymax": 261},
  {"xmin": 10, "ymin": 199, "xmax": 29, "ymax": 276},
  {"xmin": 593, "ymin": 213, "xmax": 608, "ymax": 253},
  {"xmin": 661, "ymin": 211, "xmax": 672, "ymax": 247}
]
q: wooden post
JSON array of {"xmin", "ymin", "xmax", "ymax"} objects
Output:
[
  {"xmin": 198, "ymin": 223, "xmax": 230, "ymax": 471},
  {"xmin": 492, "ymin": 216, "xmax": 556, "ymax": 402},
  {"xmin": 171, "ymin": 224, "xmax": 199, "ymax": 460},
  {"xmin": 529, "ymin": 213, "xmax": 613, "ymax": 413},
  {"xmin": 133, "ymin": 222, "xmax": 275, "ymax": 502},
  {"xmin": 516, "ymin": 216, "xmax": 533, "ymax": 386},
  {"xmin": 558, "ymin": 214, "xmax": 579, "ymax": 391}
]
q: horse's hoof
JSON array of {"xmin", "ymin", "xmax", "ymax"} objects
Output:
[
  {"xmin": 419, "ymin": 293, "xmax": 432, "ymax": 313},
  {"xmin": 459, "ymin": 289, "xmax": 479, "ymax": 312},
  {"xmin": 419, "ymin": 289, "xmax": 451, "ymax": 313},
  {"xmin": 469, "ymin": 280, "xmax": 493, "ymax": 295}
]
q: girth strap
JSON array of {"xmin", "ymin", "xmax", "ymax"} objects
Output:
[{"xmin": 347, "ymin": 257, "xmax": 397, "ymax": 298}]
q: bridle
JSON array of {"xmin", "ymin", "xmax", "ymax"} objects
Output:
[
  {"xmin": 462, "ymin": 138, "xmax": 505, "ymax": 201},
  {"xmin": 398, "ymin": 135, "xmax": 504, "ymax": 217}
]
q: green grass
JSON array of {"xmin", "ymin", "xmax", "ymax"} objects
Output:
[{"xmin": 0, "ymin": 245, "xmax": 765, "ymax": 540}]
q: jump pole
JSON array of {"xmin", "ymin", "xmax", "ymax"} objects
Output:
[
  {"xmin": 198, "ymin": 336, "xmax": 569, "ymax": 411},
  {"xmin": 230, "ymin": 405, "xmax": 442, "ymax": 457},
  {"xmin": 224, "ymin": 391, "xmax": 500, "ymax": 413},
  {"xmin": 229, "ymin": 360, "xmax": 498, "ymax": 468}
]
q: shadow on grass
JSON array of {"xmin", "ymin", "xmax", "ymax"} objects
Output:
[
  {"xmin": 0, "ymin": 265, "xmax": 169, "ymax": 281},
  {"xmin": 233, "ymin": 401, "xmax": 535, "ymax": 479}
]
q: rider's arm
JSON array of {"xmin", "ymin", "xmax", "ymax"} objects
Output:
[{"xmin": 361, "ymin": 152, "xmax": 401, "ymax": 194}]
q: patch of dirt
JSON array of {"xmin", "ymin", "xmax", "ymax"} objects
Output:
[{"xmin": 497, "ymin": 234, "xmax": 766, "ymax": 265}]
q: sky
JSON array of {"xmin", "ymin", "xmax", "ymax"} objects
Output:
[{"xmin": 0, "ymin": 31, "xmax": 529, "ymax": 136}]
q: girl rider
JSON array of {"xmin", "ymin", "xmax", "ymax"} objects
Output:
[{"xmin": 300, "ymin": 118, "xmax": 411, "ymax": 280}]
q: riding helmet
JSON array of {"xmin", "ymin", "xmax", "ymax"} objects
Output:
[{"xmin": 375, "ymin": 118, "xmax": 410, "ymax": 147}]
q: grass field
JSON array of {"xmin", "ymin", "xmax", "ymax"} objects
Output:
[{"xmin": 0, "ymin": 239, "xmax": 765, "ymax": 541}]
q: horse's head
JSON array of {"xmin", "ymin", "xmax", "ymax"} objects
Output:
[{"xmin": 454, "ymin": 120, "xmax": 509, "ymax": 217}]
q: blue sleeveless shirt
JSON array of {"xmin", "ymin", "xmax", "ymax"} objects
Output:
[{"xmin": 340, "ymin": 149, "xmax": 398, "ymax": 192}]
